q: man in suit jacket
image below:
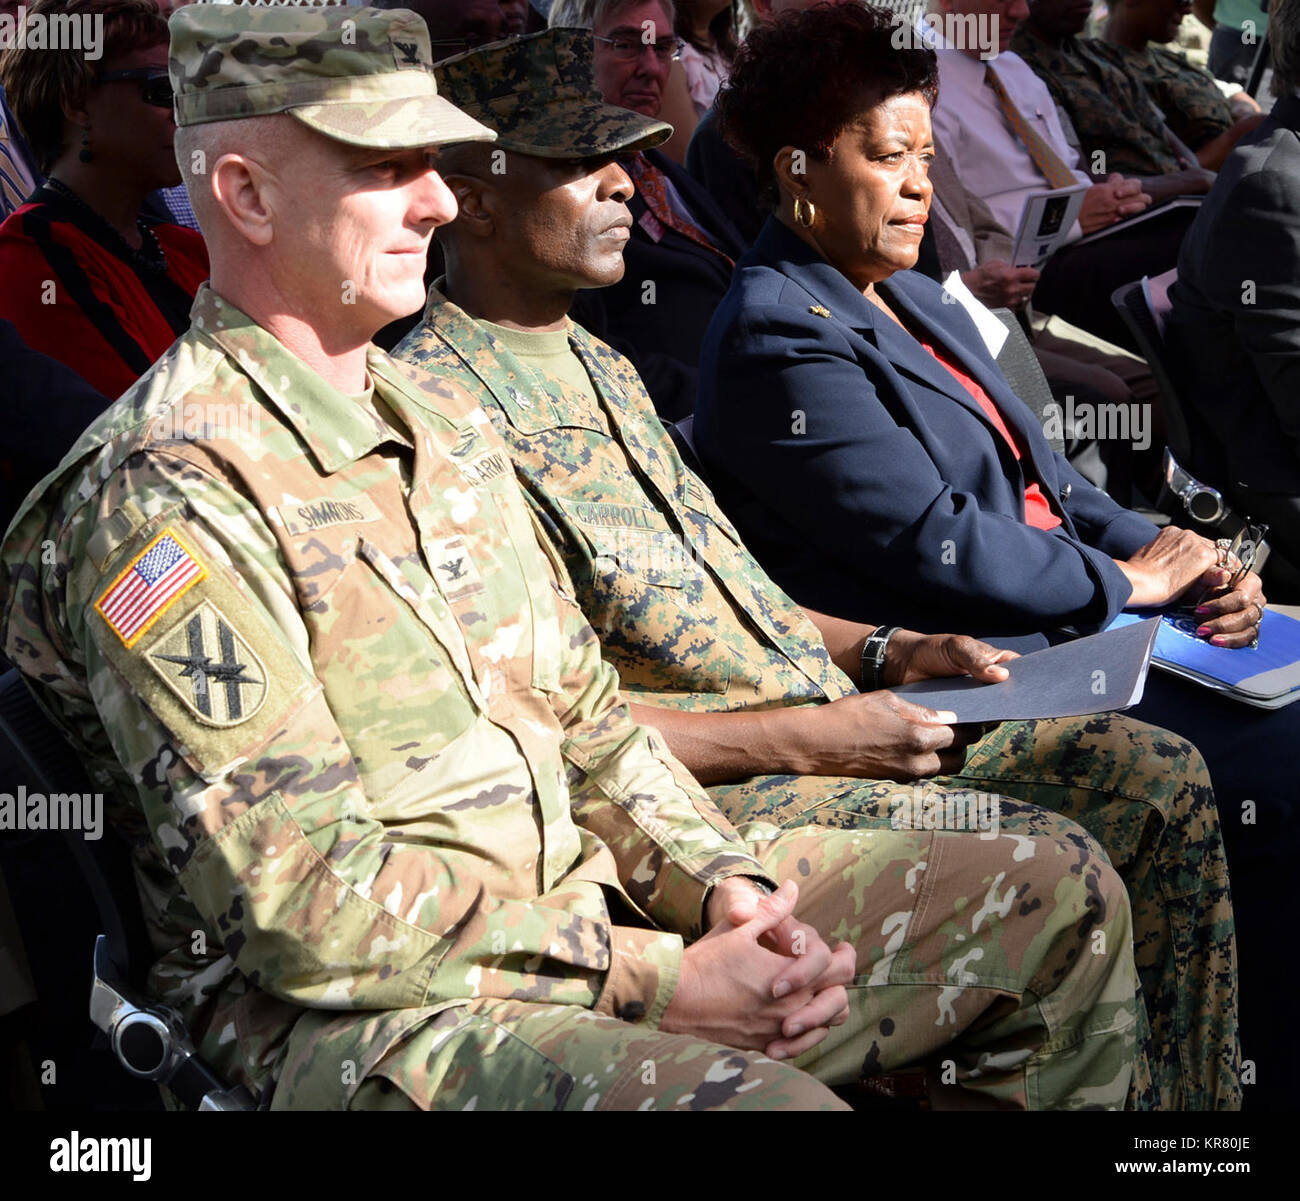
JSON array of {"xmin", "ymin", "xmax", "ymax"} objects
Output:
[
  {"xmin": 1164, "ymin": 32, "xmax": 1300, "ymax": 596},
  {"xmin": 564, "ymin": 0, "xmax": 746, "ymax": 420}
]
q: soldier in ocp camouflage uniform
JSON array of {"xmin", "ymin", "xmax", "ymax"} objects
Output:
[
  {"xmin": 394, "ymin": 27, "xmax": 1238, "ymax": 1109},
  {"xmin": 0, "ymin": 5, "xmax": 1143, "ymax": 1110}
]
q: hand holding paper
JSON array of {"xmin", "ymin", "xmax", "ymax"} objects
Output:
[{"xmin": 890, "ymin": 618, "xmax": 1160, "ymax": 722}]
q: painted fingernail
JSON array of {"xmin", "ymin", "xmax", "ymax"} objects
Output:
[
  {"xmin": 1196, "ymin": 626, "xmax": 1211, "ymax": 636},
  {"xmin": 1195, "ymin": 606, "xmax": 1210, "ymax": 615},
  {"xmin": 1211, "ymin": 636, "xmax": 1228, "ymax": 646},
  {"xmin": 772, "ymin": 980, "xmax": 792, "ymax": 999}
]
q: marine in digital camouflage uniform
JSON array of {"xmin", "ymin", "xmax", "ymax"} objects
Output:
[
  {"xmin": 393, "ymin": 27, "xmax": 1238, "ymax": 1110},
  {"xmin": 1009, "ymin": 20, "xmax": 1189, "ymax": 176},
  {"xmin": 0, "ymin": 6, "xmax": 1144, "ymax": 1111},
  {"xmin": 1098, "ymin": 41, "xmax": 1235, "ymax": 154}
]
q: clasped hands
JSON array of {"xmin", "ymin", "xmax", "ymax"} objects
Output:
[{"xmin": 659, "ymin": 878, "xmax": 855, "ymax": 1062}]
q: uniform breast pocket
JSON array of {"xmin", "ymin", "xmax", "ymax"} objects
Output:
[
  {"xmin": 278, "ymin": 529, "xmax": 480, "ymax": 792},
  {"xmin": 570, "ymin": 519, "xmax": 733, "ymax": 697}
]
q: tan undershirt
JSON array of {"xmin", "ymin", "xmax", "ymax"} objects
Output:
[{"xmin": 477, "ymin": 317, "xmax": 599, "ymax": 406}]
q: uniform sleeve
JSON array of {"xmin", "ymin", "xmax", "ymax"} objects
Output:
[
  {"xmin": 44, "ymin": 455, "xmax": 711, "ymax": 1027},
  {"xmin": 1126, "ymin": 47, "xmax": 1232, "ymax": 151},
  {"xmin": 524, "ymin": 505, "xmax": 774, "ymax": 946}
]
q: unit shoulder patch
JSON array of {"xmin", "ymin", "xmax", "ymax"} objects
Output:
[
  {"xmin": 88, "ymin": 517, "xmax": 321, "ymax": 781},
  {"xmin": 145, "ymin": 600, "xmax": 269, "ymax": 727}
]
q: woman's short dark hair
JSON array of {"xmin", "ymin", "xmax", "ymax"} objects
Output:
[
  {"xmin": 1271, "ymin": 0, "xmax": 1299, "ymax": 97},
  {"xmin": 717, "ymin": 3, "xmax": 939, "ymax": 210},
  {"xmin": 1, "ymin": 0, "xmax": 169, "ymax": 174}
]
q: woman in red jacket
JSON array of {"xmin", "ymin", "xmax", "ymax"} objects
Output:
[{"xmin": 0, "ymin": 0, "xmax": 208, "ymax": 400}]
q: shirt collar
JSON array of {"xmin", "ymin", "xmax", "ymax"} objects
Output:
[{"xmin": 188, "ymin": 283, "xmax": 411, "ymax": 474}]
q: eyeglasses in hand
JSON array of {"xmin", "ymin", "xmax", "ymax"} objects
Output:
[{"xmin": 1176, "ymin": 519, "xmax": 1270, "ymax": 615}]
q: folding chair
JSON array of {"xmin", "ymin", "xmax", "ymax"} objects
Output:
[{"xmin": 0, "ymin": 668, "xmax": 253, "ymax": 1109}]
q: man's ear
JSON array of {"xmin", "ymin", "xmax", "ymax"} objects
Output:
[
  {"xmin": 209, "ymin": 152, "xmax": 275, "ymax": 246},
  {"xmin": 442, "ymin": 173, "xmax": 496, "ymax": 238}
]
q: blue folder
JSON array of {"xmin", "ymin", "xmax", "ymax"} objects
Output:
[{"xmin": 1108, "ymin": 608, "xmax": 1300, "ymax": 708}]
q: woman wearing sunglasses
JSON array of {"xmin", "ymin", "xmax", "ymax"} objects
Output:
[{"xmin": 0, "ymin": 0, "xmax": 207, "ymax": 400}]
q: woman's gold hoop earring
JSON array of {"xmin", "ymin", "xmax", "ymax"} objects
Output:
[{"xmin": 793, "ymin": 196, "xmax": 816, "ymax": 228}]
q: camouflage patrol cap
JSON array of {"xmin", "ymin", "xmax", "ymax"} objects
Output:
[
  {"xmin": 434, "ymin": 27, "xmax": 671, "ymax": 159},
  {"xmin": 168, "ymin": 4, "xmax": 496, "ymax": 150}
]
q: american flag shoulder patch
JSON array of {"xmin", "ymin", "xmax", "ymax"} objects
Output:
[{"xmin": 96, "ymin": 528, "xmax": 207, "ymax": 648}]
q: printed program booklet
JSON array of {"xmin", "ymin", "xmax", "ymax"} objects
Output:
[{"xmin": 891, "ymin": 617, "xmax": 1160, "ymax": 722}]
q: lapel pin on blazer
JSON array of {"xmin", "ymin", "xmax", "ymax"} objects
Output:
[{"xmin": 809, "ymin": 304, "xmax": 832, "ymax": 318}]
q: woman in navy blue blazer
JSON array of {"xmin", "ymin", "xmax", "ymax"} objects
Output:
[
  {"xmin": 695, "ymin": 3, "xmax": 1298, "ymax": 1112},
  {"xmin": 695, "ymin": 11, "xmax": 1264, "ymax": 647}
]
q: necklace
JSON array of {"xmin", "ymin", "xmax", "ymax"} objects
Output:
[{"xmin": 44, "ymin": 177, "xmax": 168, "ymax": 276}]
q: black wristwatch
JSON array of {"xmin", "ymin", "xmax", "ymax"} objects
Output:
[{"xmin": 859, "ymin": 625, "xmax": 899, "ymax": 692}]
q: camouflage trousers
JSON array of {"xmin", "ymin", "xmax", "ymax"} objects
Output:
[
  {"xmin": 709, "ymin": 712, "xmax": 1240, "ymax": 1111},
  {"xmin": 271, "ymin": 818, "xmax": 1141, "ymax": 1111}
]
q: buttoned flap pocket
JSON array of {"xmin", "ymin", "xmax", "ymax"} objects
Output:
[
  {"xmin": 268, "ymin": 492, "xmax": 387, "ymax": 611},
  {"xmin": 266, "ymin": 531, "xmax": 482, "ymax": 793},
  {"xmin": 275, "ymin": 528, "xmax": 360, "ymax": 611},
  {"xmin": 555, "ymin": 501, "xmax": 733, "ymax": 696},
  {"xmin": 559, "ymin": 497, "xmax": 690, "ymax": 590}
]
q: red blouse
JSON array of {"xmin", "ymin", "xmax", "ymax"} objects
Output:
[
  {"xmin": 0, "ymin": 193, "xmax": 208, "ymax": 400},
  {"xmin": 918, "ymin": 337, "xmax": 1062, "ymax": 532}
]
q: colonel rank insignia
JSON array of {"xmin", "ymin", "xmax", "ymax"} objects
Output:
[{"xmin": 146, "ymin": 600, "xmax": 268, "ymax": 726}]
